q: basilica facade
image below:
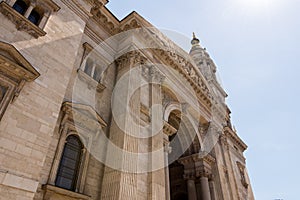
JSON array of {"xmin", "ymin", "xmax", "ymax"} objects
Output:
[{"xmin": 0, "ymin": 0, "xmax": 255, "ymax": 199}]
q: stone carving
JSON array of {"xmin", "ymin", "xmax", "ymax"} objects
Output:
[
  {"xmin": 115, "ymin": 51, "xmax": 147, "ymax": 71},
  {"xmin": 237, "ymin": 161, "xmax": 248, "ymax": 189},
  {"xmin": 141, "ymin": 65, "xmax": 165, "ymax": 83},
  {"xmin": 91, "ymin": 4, "xmax": 141, "ymax": 35},
  {"xmin": 0, "ymin": 2, "xmax": 46, "ymax": 38}
]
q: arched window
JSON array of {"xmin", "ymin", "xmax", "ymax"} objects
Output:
[
  {"xmin": 55, "ymin": 135, "xmax": 83, "ymax": 191},
  {"xmin": 12, "ymin": 0, "xmax": 28, "ymax": 15},
  {"xmin": 28, "ymin": 9, "xmax": 41, "ymax": 25}
]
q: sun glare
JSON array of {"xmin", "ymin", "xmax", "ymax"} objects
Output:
[{"xmin": 235, "ymin": 0, "xmax": 283, "ymax": 14}]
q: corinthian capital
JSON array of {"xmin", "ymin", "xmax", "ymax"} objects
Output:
[
  {"xmin": 115, "ymin": 51, "xmax": 147, "ymax": 71},
  {"xmin": 142, "ymin": 64, "xmax": 165, "ymax": 83}
]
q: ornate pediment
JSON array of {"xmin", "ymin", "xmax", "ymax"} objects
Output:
[
  {"xmin": 0, "ymin": 41, "xmax": 40, "ymax": 81},
  {"xmin": 0, "ymin": 41, "xmax": 39, "ymax": 120},
  {"xmin": 61, "ymin": 102, "xmax": 107, "ymax": 134}
]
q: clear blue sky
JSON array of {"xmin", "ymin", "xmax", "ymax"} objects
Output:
[{"xmin": 107, "ymin": 0, "xmax": 300, "ymax": 199}]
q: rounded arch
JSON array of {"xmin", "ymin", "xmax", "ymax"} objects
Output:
[
  {"xmin": 164, "ymin": 103, "xmax": 203, "ymax": 153},
  {"xmin": 55, "ymin": 134, "xmax": 84, "ymax": 191},
  {"xmin": 164, "ymin": 102, "xmax": 182, "ymax": 122}
]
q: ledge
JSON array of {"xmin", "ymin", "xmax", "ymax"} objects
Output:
[
  {"xmin": 0, "ymin": 2, "xmax": 46, "ymax": 38},
  {"xmin": 43, "ymin": 184, "xmax": 91, "ymax": 200},
  {"xmin": 77, "ymin": 69, "xmax": 106, "ymax": 92},
  {"xmin": 224, "ymin": 127, "xmax": 248, "ymax": 152}
]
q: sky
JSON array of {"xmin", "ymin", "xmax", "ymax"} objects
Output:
[{"xmin": 106, "ymin": 0, "xmax": 300, "ymax": 199}]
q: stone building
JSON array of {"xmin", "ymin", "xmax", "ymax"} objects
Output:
[{"xmin": 0, "ymin": 0, "xmax": 255, "ymax": 199}]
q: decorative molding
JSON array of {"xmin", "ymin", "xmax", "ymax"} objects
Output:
[
  {"xmin": 115, "ymin": 50, "xmax": 147, "ymax": 71},
  {"xmin": 0, "ymin": 41, "xmax": 40, "ymax": 120},
  {"xmin": 0, "ymin": 41, "xmax": 40, "ymax": 80},
  {"xmin": 61, "ymin": 0, "xmax": 91, "ymax": 22},
  {"xmin": 219, "ymin": 134, "xmax": 229, "ymax": 150},
  {"xmin": 163, "ymin": 121, "xmax": 177, "ymax": 136},
  {"xmin": 224, "ymin": 127, "xmax": 248, "ymax": 152},
  {"xmin": 236, "ymin": 161, "xmax": 248, "ymax": 189},
  {"xmin": 0, "ymin": 2, "xmax": 46, "ymax": 38},
  {"xmin": 90, "ymin": 4, "xmax": 118, "ymax": 34},
  {"xmin": 61, "ymin": 101, "xmax": 107, "ymax": 131}
]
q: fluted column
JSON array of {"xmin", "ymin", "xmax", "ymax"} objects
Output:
[
  {"xmin": 100, "ymin": 51, "xmax": 147, "ymax": 200},
  {"xmin": 163, "ymin": 135, "xmax": 171, "ymax": 200}
]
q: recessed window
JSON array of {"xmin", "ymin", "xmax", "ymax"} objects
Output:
[
  {"xmin": 12, "ymin": 0, "xmax": 28, "ymax": 15},
  {"xmin": 84, "ymin": 58, "xmax": 94, "ymax": 77},
  {"xmin": 84, "ymin": 58, "xmax": 102, "ymax": 82},
  {"xmin": 28, "ymin": 9, "xmax": 41, "ymax": 25},
  {"xmin": 0, "ymin": 0, "xmax": 60, "ymax": 38},
  {"xmin": 55, "ymin": 135, "xmax": 83, "ymax": 191},
  {"xmin": 0, "ymin": 41, "xmax": 39, "ymax": 121}
]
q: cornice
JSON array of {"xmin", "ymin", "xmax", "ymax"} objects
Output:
[
  {"xmin": 0, "ymin": 41, "xmax": 40, "ymax": 82},
  {"xmin": 61, "ymin": 0, "xmax": 92, "ymax": 22},
  {"xmin": 224, "ymin": 127, "xmax": 248, "ymax": 152},
  {"xmin": 61, "ymin": 102, "xmax": 107, "ymax": 134}
]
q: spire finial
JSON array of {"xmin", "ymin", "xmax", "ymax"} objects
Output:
[{"xmin": 191, "ymin": 32, "xmax": 200, "ymax": 46}]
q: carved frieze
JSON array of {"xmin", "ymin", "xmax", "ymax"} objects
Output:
[
  {"xmin": 237, "ymin": 161, "xmax": 248, "ymax": 189},
  {"xmin": 115, "ymin": 51, "xmax": 147, "ymax": 71},
  {"xmin": 0, "ymin": 2, "xmax": 46, "ymax": 38}
]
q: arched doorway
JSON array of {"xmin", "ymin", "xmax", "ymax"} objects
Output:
[{"xmin": 166, "ymin": 109, "xmax": 202, "ymax": 200}]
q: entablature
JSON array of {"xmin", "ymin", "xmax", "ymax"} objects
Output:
[{"xmin": 224, "ymin": 127, "xmax": 248, "ymax": 152}]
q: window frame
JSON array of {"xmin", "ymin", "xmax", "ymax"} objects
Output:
[
  {"xmin": 0, "ymin": 41, "xmax": 40, "ymax": 121},
  {"xmin": 0, "ymin": 0, "xmax": 60, "ymax": 38},
  {"xmin": 47, "ymin": 102, "xmax": 107, "ymax": 194},
  {"xmin": 55, "ymin": 135, "xmax": 84, "ymax": 191},
  {"xmin": 77, "ymin": 42, "xmax": 106, "ymax": 92}
]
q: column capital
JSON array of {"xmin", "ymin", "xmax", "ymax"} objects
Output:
[
  {"xmin": 193, "ymin": 153, "xmax": 215, "ymax": 178},
  {"xmin": 142, "ymin": 64, "xmax": 165, "ymax": 83},
  {"xmin": 178, "ymin": 155, "xmax": 194, "ymax": 166},
  {"xmin": 116, "ymin": 51, "xmax": 147, "ymax": 71}
]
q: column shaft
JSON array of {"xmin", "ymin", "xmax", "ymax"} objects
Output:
[
  {"xmin": 187, "ymin": 179, "xmax": 197, "ymax": 200},
  {"xmin": 200, "ymin": 176, "xmax": 212, "ymax": 200},
  {"xmin": 164, "ymin": 144, "xmax": 171, "ymax": 200},
  {"xmin": 24, "ymin": 5, "xmax": 34, "ymax": 18},
  {"xmin": 209, "ymin": 179, "xmax": 217, "ymax": 200}
]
